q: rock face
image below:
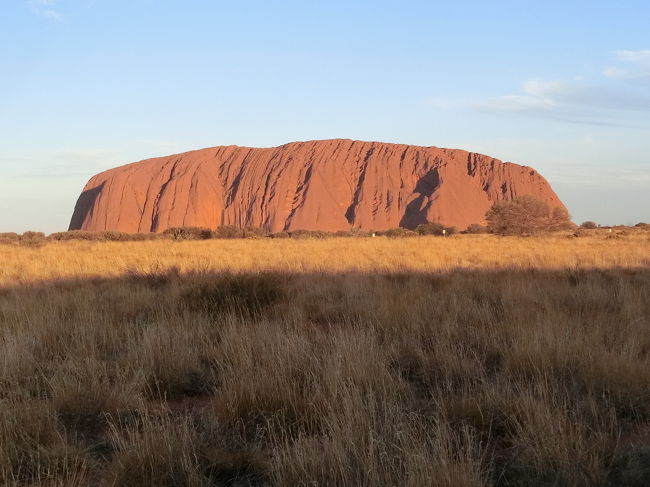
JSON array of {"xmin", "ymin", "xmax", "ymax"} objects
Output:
[{"xmin": 69, "ymin": 139, "xmax": 567, "ymax": 233}]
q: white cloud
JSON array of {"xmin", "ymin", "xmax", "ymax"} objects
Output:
[
  {"xmin": 430, "ymin": 49, "xmax": 650, "ymax": 126},
  {"xmin": 472, "ymin": 73, "xmax": 650, "ymax": 126},
  {"xmin": 603, "ymin": 50, "xmax": 650, "ymax": 80},
  {"xmin": 552, "ymin": 164, "xmax": 650, "ymax": 189},
  {"xmin": 27, "ymin": 0, "xmax": 64, "ymax": 21},
  {"xmin": 483, "ymin": 80, "xmax": 568, "ymax": 113},
  {"xmin": 480, "ymin": 93, "xmax": 556, "ymax": 113},
  {"xmin": 40, "ymin": 8, "xmax": 63, "ymax": 21},
  {"xmin": 521, "ymin": 79, "xmax": 567, "ymax": 98},
  {"xmin": 465, "ymin": 59, "xmax": 650, "ymax": 126},
  {"xmin": 603, "ymin": 66, "xmax": 627, "ymax": 79},
  {"xmin": 616, "ymin": 50, "xmax": 650, "ymax": 63}
]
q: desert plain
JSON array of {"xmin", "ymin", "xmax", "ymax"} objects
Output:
[{"xmin": 1, "ymin": 229, "xmax": 649, "ymax": 486}]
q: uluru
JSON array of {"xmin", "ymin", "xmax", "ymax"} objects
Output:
[{"xmin": 69, "ymin": 139, "xmax": 567, "ymax": 233}]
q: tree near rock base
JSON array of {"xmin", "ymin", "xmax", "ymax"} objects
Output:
[{"xmin": 486, "ymin": 195, "xmax": 572, "ymax": 235}]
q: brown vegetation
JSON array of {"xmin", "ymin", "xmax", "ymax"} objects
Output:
[
  {"xmin": 486, "ymin": 196, "xmax": 573, "ymax": 235},
  {"xmin": 580, "ymin": 221, "xmax": 599, "ymax": 230},
  {"xmin": 1, "ymin": 232, "xmax": 649, "ymax": 486}
]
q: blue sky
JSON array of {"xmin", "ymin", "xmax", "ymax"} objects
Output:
[{"xmin": 1, "ymin": 0, "xmax": 649, "ymax": 232}]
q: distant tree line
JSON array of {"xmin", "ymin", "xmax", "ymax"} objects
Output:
[{"xmin": 3, "ymin": 196, "xmax": 648, "ymax": 244}]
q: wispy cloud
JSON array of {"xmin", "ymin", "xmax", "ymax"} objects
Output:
[
  {"xmin": 551, "ymin": 163, "xmax": 650, "ymax": 189},
  {"xmin": 477, "ymin": 78, "xmax": 650, "ymax": 123},
  {"xmin": 616, "ymin": 49, "xmax": 650, "ymax": 63},
  {"xmin": 429, "ymin": 50, "xmax": 650, "ymax": 126},
  {"xmin": 2, "ymin": 141, "xmax": 181, "ymax": 180},
  {"xmin": 1, "ymin": 148, "xmax": 121, "ymax": 179},
  {"xmin": 27, "ymin": 0, "xmax": 64, "ymax": 21},
  {"xmin": 603, "ymin": 49, "xmax": 650, "ymax": 80}
]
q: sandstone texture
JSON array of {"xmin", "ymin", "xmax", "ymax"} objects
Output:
[{"xmin": 69, "ymin": 139, "xmax": 567, "ymax": 233}]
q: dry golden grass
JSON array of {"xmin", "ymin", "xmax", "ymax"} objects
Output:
[
  {"xmin": 1, "ymin": 230, "xmax": 649, "ymax": 285},
  {"xmin": 1, "ymin": 230, "xmax": 649, "ymax": 486}
]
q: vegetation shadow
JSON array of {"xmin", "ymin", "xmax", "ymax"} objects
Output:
[{"xmin": 0, "ymin": 266, "xmax": 649, "ymax": 486}]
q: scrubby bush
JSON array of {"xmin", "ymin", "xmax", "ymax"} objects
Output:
[
  {"xmin": 214, "ymin": 225, "xmax": 266, "ymax": 239},
  {"xmin": 163, "ymin": 227, "xmax": 213, "ymax": 240},
  {"xmin": 415, "ymin": 222, "xmax": 445, "ymax": 236},
  {"xmin": 464, "ymin": 224, "xmax": 488, "ymax": 234},
  {"xmin": 380, "ymin": 228, "xmax": 417, "ymax": 238},
  {"xmin": 415, "ymin": 222, "xmax": 457, "ymax": 236},
  {"xmin": 333, "ymin": 228, "xmax": 370, "ymax": 238},
  {"xmin": 332, "ymin": 228, "xmax": 373, "ymax": 237},
  {"xmin": 580, "ymin": 221, "xmax": 598, "ymax": 229},
  {"xmin": 49, "ymin": 230, "xmax": 105, "ymax": 241},
  {"xmin": 548, "ymin": 207, "xmax": 574, "ymax": 231},
  {"xmin": 241, "ymin": 226, "xmax": 266, "ymax": 238},
  {"xmin": 635, "ymin": 222, "xmax": 650, "ymax": 229},
  {"xmin": 486, "ymin": 196, "xmax": 572, "ymax": 235},
  {"xmin": 289, "ymin": 230, "xmax": 332, "ymax": 239},
  {"xmin": 18, "ymin": 231, "xmax": 46, "ymax": 248},
  {"xmin": 0, "ymin": 232, "xmax": 19, "ymax": 245},
  {"xmin": 270, "ymin": 231, "xmax": 291, "ymax": 239},
  {"xmin": 214, "ymin": 225, "xmax": 242, "ymax": 238},
  {"xmin": 48, "ymin": 231, "xmax": 96, "ymax": 241},
  {"xmin": 21, "ymin": 231, "xmax": 45, "ymax": 240},
  {"xmin": 352, "ymin": 228, "xmax": 372, "ymax": 237},
  {"xmin": 48, "ymin": 231, "xmax": 161, "ymax": 241},
  {"xmin": 102, "ymin": 231, "xmax": 159, "ymax": 241}
]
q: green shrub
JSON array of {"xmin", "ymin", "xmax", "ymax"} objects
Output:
[{"xmin": 580, "ymin": 221, "xmax": 598, "ymax": 229}]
